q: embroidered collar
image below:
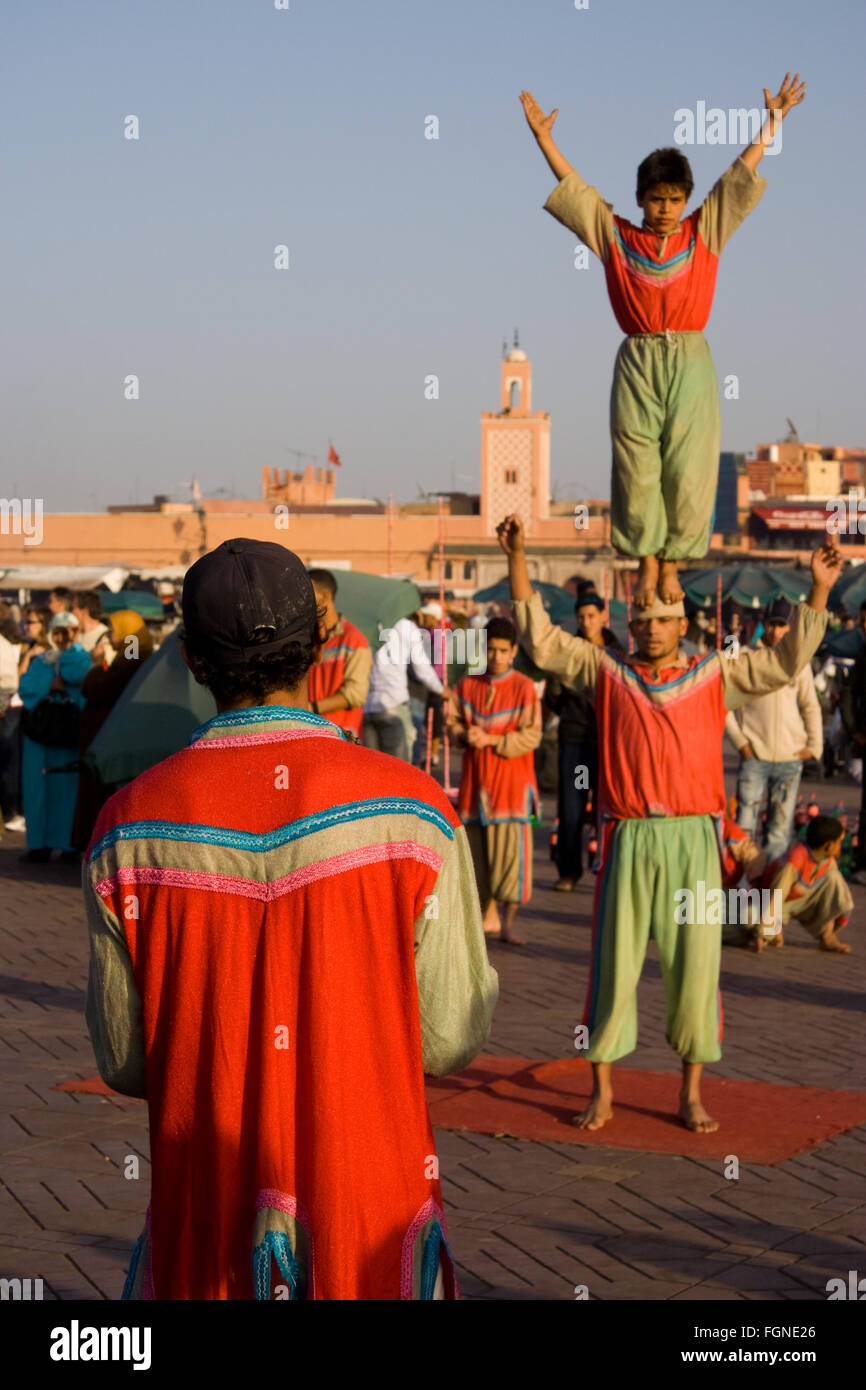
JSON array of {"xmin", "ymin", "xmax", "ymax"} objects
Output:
[
  {"xmin": 188, "ymin": 705, "xmax": 346, "ymax": 746},
  {"xmin": 625, "ymin": 649, "xmax": 690, "ymax": 681}
]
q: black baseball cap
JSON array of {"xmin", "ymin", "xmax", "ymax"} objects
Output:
[
  {"xmin": 181, "ymin": 538, "xmax": 319, "ymax": 666},
  {"xmin": 764, "ymin": 597, "xmax": 793, "ymax": 625},
  {"xmin": 575, "ymin": 589, "xmax": 604, "ymax": 611}
]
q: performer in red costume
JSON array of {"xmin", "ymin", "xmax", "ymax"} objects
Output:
[
  {"xmin": 498, "ymin": 514, "xmax": 839, "ymax": 1133},
  {"xmin": 84, "ymin": 539, "xmax": 497, "ymax": 1300}
]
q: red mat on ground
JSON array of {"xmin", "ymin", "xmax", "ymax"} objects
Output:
[
  {"xmin": 55, "ymin": 1076, "xmax": 143, "ymax": 1105},
  {"xmin": 425, "ymin": 1055, "xmax": 866, "ymax": 1164},
  {"xmin": 58, "ymin": 1058, "xmax": 866, "ymax": 1163}
]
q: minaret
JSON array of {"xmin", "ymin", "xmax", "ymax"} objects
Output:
[{"xmin": 480, "ymin": 333, "xmax": 550, "ymax": 539}]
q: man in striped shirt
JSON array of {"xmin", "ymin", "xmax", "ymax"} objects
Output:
[{"xmin": 306, "ymin": 568, "xmax": 372, "ymax": 738}]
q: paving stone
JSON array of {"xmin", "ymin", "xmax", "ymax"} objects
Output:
[{"xmin": 1, "ymin": 761, "xmax": 864, "ymax": 1301}]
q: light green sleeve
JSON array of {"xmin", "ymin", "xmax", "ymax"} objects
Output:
[
  {"xmin": 697, "ymin": 156, "xmax": 768, "ymax": 257},
  {"xmin": 511, "ymin": 591, "xmax": 603, "ymax": 697},
  {"xmin": 413, "ymin": 826, "xmax": 499, "ymax": 1077},
  {"xmin": 543, "ymin": 171, "xmax": 615, "ymax": 261},
  {"xmin": 721, "ymin": 604, "xmax": 827, "ymax": 712},
  {"xmin": 82, "ymin": 861, "xmax": 146, "ymax": 1098}
]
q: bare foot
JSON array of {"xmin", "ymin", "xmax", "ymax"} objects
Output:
[
  {"xmin": 554, "ymin": 877, "xmax": 575, "ymax": 892},
  {"xmin": 482, "ymin": 905, "xmax": 501, "ymax": 936},
  {"xmin": 767, "ymin": 929, "xmax": 784, "ymax": 949},
  {"xmin": 678, "ymin": 1097, "xmax": 719, "ymax": 1133},
  {"xmin": 494, "ymin": 931, "xmax": 526, "ymax": 947},
  {"xmin": 633, "ymin": 555, "xmax": 659, "ymax": 610},
  {"xmin": 657, "ymin": 559, "xmax": 685, "ymax": 604},
  {"xmin": 748, "ymin": 931, "xmax": 764, "ymax": 953},
  {"xmin": 819, "ymin": 928, "xmax": 851, "ymax": 953},
  {"xmin": 572, "ymin": 1094, "xmax": 614, "ymax": 1131}
]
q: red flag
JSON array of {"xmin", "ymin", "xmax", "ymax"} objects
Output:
[{"xmin": 328, "ymin": 442, "xmax": 342, "ymax": 467}]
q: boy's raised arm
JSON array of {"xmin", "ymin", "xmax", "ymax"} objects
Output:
[
  {"xmin": 740, "ymin": 73, "xmax": 805, "ymax": 171},
  {"xmin": 522, "ymin": 91, "xmax": 614, "ymax": 262},
  {"xmin": 520, "ymin": 90, "xmax": 576, "ymax": 182}
]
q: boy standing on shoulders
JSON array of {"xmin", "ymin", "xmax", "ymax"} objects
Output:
[{"xmin": 448, "ymin": 618, "xmax": 542, "ymax": 947}]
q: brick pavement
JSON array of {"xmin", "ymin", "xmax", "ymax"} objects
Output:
[{"xmin": 0, "ymin": 759, "xmax": 864, "ymax": 1300}]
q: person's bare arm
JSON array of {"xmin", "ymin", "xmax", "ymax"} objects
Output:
[
  {"xmin": 740, "ymin": 72, "xmax": 805, "ymax": 171},
  {"xmin": 520, "ymin": 91, "xmax": 576, "ymax": 182}
]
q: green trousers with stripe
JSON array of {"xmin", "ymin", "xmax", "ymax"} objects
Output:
[
  {"xmin": 610, "ymin": 331, "xmax": 721, "ymax": 560},
  {"xmin": 584, "ymin": 815, "xmax": 723, "ymax": 1064}
]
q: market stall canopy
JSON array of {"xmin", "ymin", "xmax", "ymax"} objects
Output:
[
  {"xmin": 0, "ymin": 564, "xmax": 127, "ymax": 593},
  {"xmin": 328, "ymin": 571, "xmax": 422, "ymax": 649},
  {"xmin": 829, "ymin": 563, "xmax": 866, "ymax": 614},
  {"xmin": 84, "ymin": 628, "xmax": 217, "ymax": 786},
  {"xmin": 751, "ymin": 505, "xmax": 830, "ymax": 533},
  {"xmin": 99, "ymin": 589, "xmax": 166, "ymax": 621},
  {"xmin": 681, "ymin": 564, "xmax": 809, "ymax": 609},
  {"xmin": 820, "ymin": 627, "xmax": 865, "ymax": 660}
]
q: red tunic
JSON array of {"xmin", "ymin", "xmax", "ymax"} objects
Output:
[
  {"xmin": 307, "ymin": 615, "xmax": 369, "ymax": 735},
  {"xmin": 594, "ymin": 652, "xmax": 728, "ymax": 823},
  {"xmin": 86, "ymin": 709, "xmax": 464, "ymax": 1299},
  {"xmin": 455, "ymin": 670, "xmax": 540, "ymax": 823}
]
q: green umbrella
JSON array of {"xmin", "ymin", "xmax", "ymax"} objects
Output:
[
  {"xmin": 99, "ymin": 589, "xmax": 165, "ymax": 621},
  {"xmin": 681, "ymin": 563, "xmax": 809, "ymax": 609},
  {"xmin": 84, "ymin": 628, "xmax": 217, "ymax": 785},
  {"xmin": 330, "ymin": 571, "xmax": 422, "ymax": 649},
  {"xmin": 474, "ymin": 578, "xmax": 576, "ymax": 625}
]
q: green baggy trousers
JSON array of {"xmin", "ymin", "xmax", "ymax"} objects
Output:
[
  {"xmin": 584, "ymin": 815, "xmax": 723, "ymax": 1064},
  {"xmin": 610, "ymin": 331, "xmax": 721, "ymax": 560}
]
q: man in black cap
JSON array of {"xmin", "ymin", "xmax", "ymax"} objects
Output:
[
  {"xmin": 725, "ymin": 596, "xmax": 823, "ymax": 865},
  {"xmin": 83, "ymin": 538, "xmax": 497, "ymax": 1300}
]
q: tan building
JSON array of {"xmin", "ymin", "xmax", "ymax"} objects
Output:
[{"xmin": 1, "ymin": 343, "xmax": 626, "ymax": 597}]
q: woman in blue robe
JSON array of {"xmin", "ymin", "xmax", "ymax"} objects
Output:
[{"xmin": 18, "ymin": 612, "xmax": 92, "ymax": 862}]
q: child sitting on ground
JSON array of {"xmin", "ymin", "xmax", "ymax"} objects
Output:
[{"xmin": 760, "ymin": 815, "xmax": 853, "ymax": 954}]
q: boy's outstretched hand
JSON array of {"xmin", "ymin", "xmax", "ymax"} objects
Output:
[
  {"xmin": 763, "ymin": 73, "xmax": 806, "ymax": 121},
  {"xmin": 520, "ymin": 91, "xmax": 559, "ymax": 142}
]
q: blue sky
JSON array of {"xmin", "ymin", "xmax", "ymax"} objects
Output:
[{"xmin": 2, "ymin": 0, "xmax": 864, "ymax": 512}]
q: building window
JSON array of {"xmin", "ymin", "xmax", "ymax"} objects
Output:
[
  {"xmin": 505, "ymin": 468, "xmax": 517, "ymax": 485},
  {"xmin": 463, "ymin": 561, "xmax": 473, "ymax": 580},
  {"xmin": 510, "ymin": 381, "xmax": 521, "ymax": 410},
  {"xmin": 444, "ymin": 561, "xmax": 453, "ymax": 580}
]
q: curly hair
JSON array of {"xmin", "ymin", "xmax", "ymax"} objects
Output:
[{"xmin": 184, "ymin": 619, "xmax": 320, "ymax": 706}]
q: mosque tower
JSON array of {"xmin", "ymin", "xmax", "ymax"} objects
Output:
[{"xmin": 480, "ymin": 330, "xmax": 551, "ymax": 539}]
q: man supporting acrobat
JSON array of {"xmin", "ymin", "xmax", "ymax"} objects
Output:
[{"xmin": 498, "ymin": 515, "xmax": 839, "ymax": 1133}]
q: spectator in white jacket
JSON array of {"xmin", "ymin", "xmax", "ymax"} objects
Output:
[
  {"xmin": 363, "ymin": 615, "xmax": 445, "ymax": 762},
  {"xmin": 725, "ymin": 597, "xmax": 823, "ymax": 865}
]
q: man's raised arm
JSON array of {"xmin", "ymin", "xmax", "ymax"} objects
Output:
[
  {"xmin": 722, "ymin": 542, "xmax": 841, "ymax": 711},
  {"xmin": 497, "ymin": 514, "xmax": 603, "ymax": 698}
]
